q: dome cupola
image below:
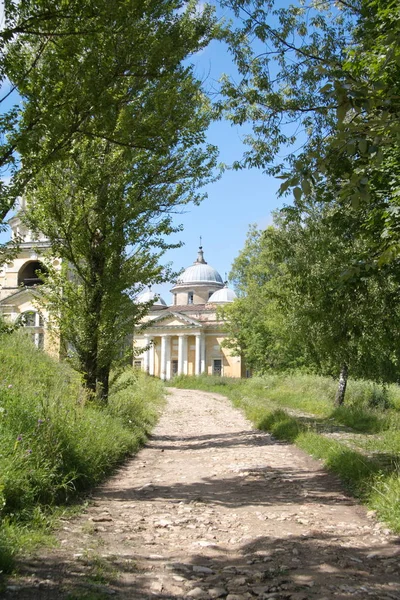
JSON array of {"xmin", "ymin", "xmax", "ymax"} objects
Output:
[
  {"xmin": 137, "ymin": 288, "xmax": 167, "ymax": 307},
  {"xmin": 174, "ymin": 246, "xmax": 224, "ymax": 287},
  {"xmin": 208, "ymin": 285, "xmax": 237, "ymax": 304},
  {"xmin": 170, "ymin": 245, "xmax": 225, "ymax": 305}
]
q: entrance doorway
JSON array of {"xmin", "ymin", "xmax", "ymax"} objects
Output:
[
  {"xmin": 172, "ymin": 360, "xmax": 178, "ymax": 376},
  {"xmin": 213, "ymin": 359, "xmax": 222, "ymax": 376}
]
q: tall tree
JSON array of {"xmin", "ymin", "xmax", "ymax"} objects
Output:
[
  {"xmin": 22, "ymin": 1, "xmax": 218, "ymax": 400},
  {"xmin": 221, "ymin": 0, "xmax": 400, "ymax": 263},
  {"xmin": 0, "ymin": 0, "xmax": 217, "ymax": 220},
  {"xmin": 223, "ymin": 201, "xmax": 400, "ymax": 404}
]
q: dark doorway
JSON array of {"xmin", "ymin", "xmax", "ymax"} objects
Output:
[{"xmin": 213, "ymin": 359, "xmax": 222, "ymax": 376}]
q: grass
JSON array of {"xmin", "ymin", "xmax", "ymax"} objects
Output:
[
  {"xmin": 171, "ymin": 373, "xmax": 400, "ymax": 532},
  {"xmin": 0, "ymin": 330, "xmax": 165, "ymax": 577}
]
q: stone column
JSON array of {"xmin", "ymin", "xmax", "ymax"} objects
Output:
[
  {"xmin": 200, "ymin": 333, "xmax": 206, "ymax": 374},
  {"xmin": 195, "ymin": 334, "xmax": 201, "ymax": 375},
  {"xmin": 149, "ymin": 337, "xmax": 155, "ymax": 376},
  {"xmin": 143, "ymin": 335, "xmax": 150, "ymax": 374},
  {"xmin": 178, "ymin": 334, "xmax": 185, "ymax": 375},
  {"xmin": 166, "ymin": 336, "xmax": 171, "ymax": 380},
  {"xmin": 183, "ymin": 335, "xmax": 188, "ymax": 375},
  {"xmin": 160, "ymin": 335, "xmax": 167, "ymax": 381}
]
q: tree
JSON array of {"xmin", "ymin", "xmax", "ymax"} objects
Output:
[
  {"xmin": 0, "ymin": 0, "xmax": 217, "ymax": 220},
  {"xmin": 220, "ymin": 0, "xmax": 400, "ymax": 263},
  {"xmin": 223, "ymin": 201, "xmax": 400, "ymax": 404},
  {"xmin": 22, "ymin": 1, "xmax": 218, "ymax": 401}
]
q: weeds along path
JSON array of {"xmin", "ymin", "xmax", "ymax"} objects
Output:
[{"xmin": 5, "ymin": 387, "xmax": 400, "ymax": 600}]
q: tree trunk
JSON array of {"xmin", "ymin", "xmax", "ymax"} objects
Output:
[
  {"xmin": 96, "ymin": 366, "xmax": 110, "ymax": 403},
  {"xmin": 82, "ymin": 351, "xmax": 98, "ymax": 397},
  {"xmin": 335, "ymin": 363, "xmax": 348, "ymax": 406}
]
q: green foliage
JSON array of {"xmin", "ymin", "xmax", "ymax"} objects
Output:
[
  {"xmin": 0, "ymin": 0, "xmax": 219, "ymax": 220},
  {"xmin": 222, "ymin": 1, "xmax": 400, "ymax": 265},
  {"xmin": 16, "ymin": 0, "xmax": 219, "ymax": 400},
  {"xmin": 223, "ymin": 206, "xmax": 400, "ymax": 402},
  {"xmin": 0, "ymin": 331, "xmax": 164, "ymax": 574}
]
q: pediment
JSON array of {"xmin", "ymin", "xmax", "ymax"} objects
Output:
[
  {"xmin": 146, "ymin": 310, "xmax": 202, "ymax": 329},
  {"xmin": 0, "ymin": 286, "xmax": 39, "ymax": 307}
]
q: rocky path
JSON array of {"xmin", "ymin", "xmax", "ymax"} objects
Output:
[{"xmin": 5, "ymin": 388, "xmax": 400, "ymax": 600}]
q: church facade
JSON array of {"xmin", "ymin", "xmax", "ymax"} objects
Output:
[
  {"xmin": 0, "ymin": 206, "xmax": 242, "ymax": 379},
  {"xmin": 0, "ymin": 199, "xmax": 60, "ymax": 356},
  {"xmin": 133, "ymin": 247, "xmax": 244, "ymax": 380}
]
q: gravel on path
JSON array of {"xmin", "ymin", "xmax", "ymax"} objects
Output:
[{"xmin": 5, "ymin": 387, "xmax": 400, "ymax": 600}]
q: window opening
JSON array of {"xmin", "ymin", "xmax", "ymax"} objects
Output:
[
  {"xmin": 18, "ymin": 261, "xmax": 48, "ymax": 287},
  {"xmin": 188, "ymin": 291, "xmax": 194, "ymax": 305}
]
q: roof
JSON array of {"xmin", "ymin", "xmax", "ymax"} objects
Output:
[
  {"xmin": 136, "ymin": 289, "xmax": 167, "ymax": 306},
  {"xmin": 171, "ymin": 246, "xmax": 224, "ymax": 289},
  {"xmin": 208, "ymin": 287, "xmax": 237, "ymax": 303}
]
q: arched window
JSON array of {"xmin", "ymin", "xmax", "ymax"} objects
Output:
[
  {"xmin": 20, "ymin": 311, "xmax": 45, "ymax": 349},
  {"xmin": 188, "ymin": 291, "xmax": 194, "ymax": 305},
  {"xmin": 18, "ymin": 261, "xmax": 48, "ymax": 287}
]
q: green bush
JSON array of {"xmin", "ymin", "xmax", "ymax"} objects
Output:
[{"xmin": 0, "ymin": 331, "xmax": 165, "ymax": 574}]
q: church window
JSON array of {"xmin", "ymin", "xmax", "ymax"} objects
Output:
[
  {"xmin": 20, "ymin": 311, "xmax": 45, "ymax": 349},
  {"xmin": 188, "ymin": 291, "xmax": 194, "ymax": 304},
  {"xmin": 23, "ymin": 311, "xmax": 36, "ymax": 327},
  {"xmin": 173, "ymin": 293, "xmax": 177, "ymax": 305}
]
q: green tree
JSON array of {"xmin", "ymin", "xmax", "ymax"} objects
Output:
[
  {"xmin": 224, "ymin": 202, "xmax": 400, "ymax": 404},
  {"xmin": 221, "ymin": 0, "xmax": 400, "ymax": 262},
  {"xmin": 0, "ymin": 0, "xmax": 217, "ymax": 220},
  {"xmin": 22, "ymin": 1, "xmax": 218, "ymax": 401}
]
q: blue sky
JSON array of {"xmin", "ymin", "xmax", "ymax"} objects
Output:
[
  {"xmin": 0, "ymin": 1, "xmax": 290, "ymax": 304},
  {"xmin": 154, "ymin": 4, "xmax": 287, "ymax": 302}
]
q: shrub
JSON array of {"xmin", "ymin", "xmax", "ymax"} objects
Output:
[{"xmin": 0, "ymin": 330, "xmax": 165, "ymax": 574}]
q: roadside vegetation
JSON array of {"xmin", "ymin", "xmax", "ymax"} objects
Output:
[
  {"xmin": 172, "ymin": 374, "xmax": 400, "ymax": 533},
  {"xmin": 0, "ymin": 331, "xmax": 165, "ymax": 576}
]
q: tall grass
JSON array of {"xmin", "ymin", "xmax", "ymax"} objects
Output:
[{"xmin": 0, "ymin": 331, "xmax": 165, "ymax": 575}]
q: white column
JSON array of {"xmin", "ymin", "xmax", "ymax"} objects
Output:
[
  {"xmin": 195, "ymin": 334, "xmax": 201, "ymax": 375},
  {"xmin": 160, "ymin": 335, "xmax": 167, "ymax": 380},
  {"xmin": 143, "ymin": 336, "xmax": 149, "ymax": 374},
  {"xmin": 200, "ymin": 333, "xmax": 206, "ymax": 374},
  {"xmin": 183, "ymin": 335, "xmax": 188, "ymax": 375},
  {"xmin": 166, "ymin": 336, "xmax": 171, "ymax": 380},
  {"xmin": 149, "ymin": 337, "xmax": 155, "ymax": 376},
  {"xmin": 178, "ymin": 334, "xmax": 185, "ymax": 375}
]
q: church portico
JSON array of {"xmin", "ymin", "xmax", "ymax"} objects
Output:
[{"xmin": 134, "ymin": 246, "xmax": 243, "ymax": 380}]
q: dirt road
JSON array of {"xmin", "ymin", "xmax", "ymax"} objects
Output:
[{"xmin": 5, "ymin": 388, "xmax": 400, "ymax": 599}]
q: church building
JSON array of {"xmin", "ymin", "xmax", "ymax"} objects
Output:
[
  {"xmin": 0, "ymin": 203, "xmax": 242, "ymax": 379},
  {"xmin": 0, "ymin": 199, "xmax": 60, "ymax": 355},
  {"xmin": 134, "ymin": 246, "xmax": 243, "ymax": 380}
]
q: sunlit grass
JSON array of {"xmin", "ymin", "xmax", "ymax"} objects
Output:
[{"xmin": 0, "ymin": 330, "xmax": 165, "ymax": 575}]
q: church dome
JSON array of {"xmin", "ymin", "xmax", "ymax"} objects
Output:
[
  {"xmin": 208, "ymin": 287, "xmax": 237, "ymax": 304},
  {"xmin": 137, "ymin": 289, "xmax": 167, "ymax": 306},
  {"xmin": 174, "ymin": 246, "xmax": 224, "ymax": 287}
]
